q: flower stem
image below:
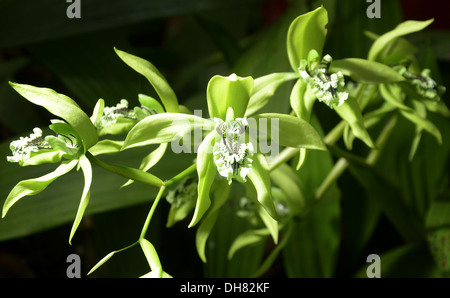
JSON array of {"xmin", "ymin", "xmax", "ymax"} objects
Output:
[{"xmin": 140, "ymin": 185, "xmax": 166, "ymax": 239}]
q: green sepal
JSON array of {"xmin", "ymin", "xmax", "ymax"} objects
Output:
[
  {"xmin": 114, "ymin": 48, "xmax": 179, "ymax": 113},
  {"xmin": 245, "ymin": 72, "xmax": 300, "ymax": 117},
  {"xmin": 189, "ymin": 130, "xmax": 218, "ymax": 228},
  {"xmin": 286, "ymin": 6, "xmax": 328, "ymax": 71},
  {"xmin": 122, "ymin": 113, "xmax": 213, "ymax": 150},
  {"xmin": 368, "ymin": 19, "xmax": 434, "ymax": 61},
  {"xmin": 138, "ymin": 94, "xmax": 165, "ymax": 114},
  {"xmin": 253, "ymin": 113, "xmax": 326, "ymax": 151},
  {"xmin": 207, "ymin": 74, "xmax": 253, "ymax": 120},
  {"xmin": 122, "ymin": 143, "xmax": 168, "ymax": 188},
  {"xmin": 2, "ymin": 159, "xmax": 78, "ymax": 218},
  {"xmin": 330, "ymin": 58, "xmax": 405, "ymax": 84},
  {"xmin": 334, "ymin": 97, "xmax": 376, "ymax": 149},
  {"xmin": 140, "ymin": 238, "xmax": 164, "ymax": 277},
  {"xmin": 195, "ymin": 180, "xmax": 230, "ymax": 263},
  {"xmin": 9, "ymin": 82, "xmax": 98, "ymax": 152},
  {"xmin": 69, "ymin": 154, "xmax": 92, "ymax": 245},
  {"xmin": 247, "ymin": 154, "xmax": 278, "ymax": 222}
]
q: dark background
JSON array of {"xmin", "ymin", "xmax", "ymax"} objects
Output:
[{"xmin": 0, "ymin": 0, "xmax": 449, "ymax": 277}]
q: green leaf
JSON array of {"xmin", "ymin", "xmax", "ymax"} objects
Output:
[
  {"xmin": 207, "ymin": 74, "xmax": 253, "ymax": 120},
  {"xmin": 196, "ymin": 180, "xmax": 230, "ymax": 262},
  {"xmin": 330, "ymin": 58, "xmax": 405, "ymax": 84},
  {"xmin": 334, "ymin": 96, "xmax": 376, "ymax": 148},
  {"xmin": 189, "ymin": 131, "xmax": 217, "ymax": 228},
  {"xmin": 2, "ymin": 159, "xmax": 78, "ymax": 218},
  {"xmin": 252, "ymin": 113, "xmax": 326, "ymax": 150},
  {"xmin": 69, "ymin": 155, "xmax": 92, "ymax": 245},
  {"xmin": 139, "ymin": 238, "xmax": 163, "ymax": 276},
  {"xmin": 245, "ymin": 72, "xmax": 299, "ymax": 117},
  {"xmin": 247, "ymin": 154, "xmax": 278, "ymax": 221},
  {"xmin": 122, "ymin": 113, "xmax": 213, "ymax": 150},
  {"xmin": 368, "ymin": 19, "xmax": 434, "ymax": 61},
  {"xmin": 8, "ymin": 82, "xmax": 98, "ymax": 151},
  {"xmin": 114, "ymin": 47, "xmax": 179, "ymax": 113},
  {"xmin": 122, "ymin": 143, "xmax": 168, "ymax": 188},
  {"xmin": 286, "ymin": 6, "xmax": 328, "ymax": 71}
]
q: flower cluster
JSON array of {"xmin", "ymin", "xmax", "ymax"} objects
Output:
[
  {"xmin": 213, "ymin": 117, "xmax": 254, "ymax": 184},
  {"xmin": 166, "ymin": 177, "xmax": 198, "ymax": 208},
  {"xmin": 7, "ymin": 128, "xmax": 50, "ymax": 164},
  {"xmin": 299, "ymin": 52, "xmax": 348, "ymax": 108},
  {"xmin": 95, "ymin": 99, "xmax": 138, "ymax": 130},
  {"xmin": 395, "ymin": 66, "xmax": 445, "ymax": 101}
]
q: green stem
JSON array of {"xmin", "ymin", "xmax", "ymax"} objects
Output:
[
  {"xmin": 140, "ymin": 185, "xmax": 166, "ymax": 239},
  {"xmin": 313, "ymin": 114, "xmax": 399, "ymax": 201}
]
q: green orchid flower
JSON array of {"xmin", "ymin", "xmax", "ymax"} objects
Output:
[{"xmin": 122, "ymin": 73, "xmax": 327, "ymax": 232}]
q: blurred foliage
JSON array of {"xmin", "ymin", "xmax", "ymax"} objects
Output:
[{"xmin": 0, "ymin": 0, "xmax": 449, "ymax": 277}]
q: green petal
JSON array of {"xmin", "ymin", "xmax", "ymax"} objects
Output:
[
  {"xmin": 253, "ymin": 113, "xmax": 326, "ymax": 151},
  {"xmin": 286, "ymin": 6, "xmax": 328, "ymax": 71},
  {"xmin": 9, "ymin": 82, "xmax": 98, "ymax": 152},
  {"xmin": 69, "ymin": 155, "xmax": 92, "ymax": 244},
  {"xmin": 330, "ymin": 58, "xmax": 405, "ymax": 84},
  {"xmin": 207, "ymin": 74, "xmax": 253, "ymax": 120},
  {"xmin": 368, "ymin": 19, "xmax": 434, "ymax": 61},
  {"xmin": 122, "ymin": 113, "xmax": 213, "ymax": 150},
  {"xmin": 122, "ymin": 143, "xmax": 168, "ymax": 188},
  {"xmin": 247, "ymin": 154, "xmax": 278, "ymax": 221},
  {"xmin": 195, "ymin": 180, "xmax": 230, "ymax": 262},
  {"xmin": 114, "ymin": 48, "xmax": 179, "ymax": 113},
  {"xmin": 189, "ymin": 131, "xmax": 218, "ymax": 228},
  {"xmin": 2, "ymin": 159, "xmax": 78, "ymax": 218},
  {"xmin": 140, "ymin": 238, "xmax": 163, "ymax": 275},
  {"xmin": 245, "ymin": 72, "xmax": 299, "ymax": 117},
  {"xmin": 334, "ymin": 97, "xmax": 376, "ymax": 148},
  {"xmin": 138, "ymin": 94, "xmax": 165, "ymax": 114},
  {"xmin": 90, "ymin": 98, "xmax": 105, "ymax": 124}
]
